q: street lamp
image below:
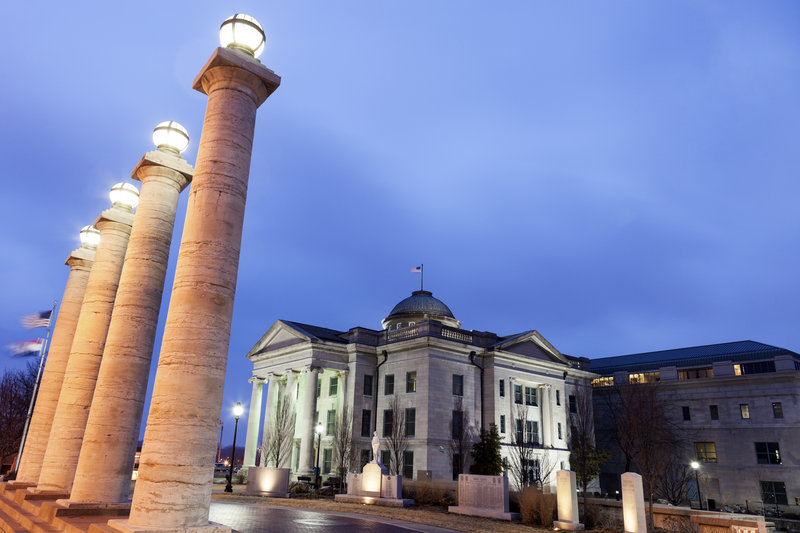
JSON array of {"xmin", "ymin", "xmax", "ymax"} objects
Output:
[
  {"xmin": 219, "ymin": 14, "xmax": 266, "ymax": 58},
  {"xmin": 109, "ymin": 182, "xmax": 140, "ymax": 211},
  {"xmin": 79, "ymin": 225, "xmax": 101, "ymax": 249},
  {"xmin": 224, "ymin": 402, "xmax": 245, "ymax": 493},
  {"xmin": 314, "ymin": 423, "xmax": 324, "ymax": 489},
  {"xmin": 691, "ymin": 460, "xmax": 703, "ymax": 510},
  {"xmin": 152, "ymin": 121, "xmax": 190, "ymax": 154}
]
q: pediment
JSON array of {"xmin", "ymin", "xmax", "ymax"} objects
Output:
[
  {"xmin": 246, "ymin": 320, "xmax": 312, "ymax": 360},
  {"xmin": 496, "ymin": 330, "xmax": 570, "ymax": 365}
]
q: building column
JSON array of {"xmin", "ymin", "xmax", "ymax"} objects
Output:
[
  {"xmin": 68, "ymin": 143, "xmax": 193, "ymax": 505},
  {"xmin": 15, "ymin": 244, "xmax": 95, "ymax": 483},
  {"xmin": 243, "ymin": 378, "xmax": 264, "ymax": 467},
  {"xmin": 281, "ymin": 371, "xmax": 297, "ymax": 469},
  {"xmin": 297, "ymin": 367, "xmax": 320, "ymax": 476},
  {"xmin": 541, "ymin": 385, "xmax": 552, "ymax": 447},
  {"xmin": 259, "ymin": 373, "xmax": 277, "ymax": 467},
  {"xmin": 37, "ymin": 200, "xmax": 136, "ymax": 493},
  {"xmin": 337, "ymin": 370, "xmax": 349, "ymax": 416},
  {"xmin": 121, "ymin": 43, "xmax": 280, "ymax": 530}
]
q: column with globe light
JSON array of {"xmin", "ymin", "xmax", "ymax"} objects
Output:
[
  {"xmin": 68, "ymin": 123, "xmax": 194, "ymax": 506},
  {"xmin": 14, "ymin": 226, "xmax": 98, "ymax": 484},
  {"xmin": 117, "ymin": 14, "xmax": 280, "ymax": 531},
  {"xmin": 36, "ymin": 183, "xmax": 139, "ymax": 492}
]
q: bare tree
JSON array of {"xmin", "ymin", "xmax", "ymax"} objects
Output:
[
  {"xmin": 261, "ymin": 391, "xmax": 296, "ymax": 468},
  {"xmin": 508, "ymin": 403, "xmax": 538, "ymax": 489},
  {"xmin": 384, "ymin": 395, "xmax": 408, "ymax": 476},
  {"xmin": 657, "ymin": 453, "xmax": 694, "ymax": 506},
  {"xmin": 610, "ymin": 383, "xmax": 682, "ymax": 531},
  {"xmin": 332, "ymin": 404, "xmax": 357, "ymax": 492},
  {"xmin": 448, "ymin": 397, "xmax": 472, "ymax": 479},
  {"xmin": 568, "ymin": 385, "xmax": 610, "ymax": 516},
  {"xmin": 0, "ymin": 362, "xmax": 38, "ymax": 473}
]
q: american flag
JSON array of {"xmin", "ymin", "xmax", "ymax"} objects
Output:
[
  {"xmin": 411, "ymin": 266, "xmax": 422, "ymax": 273},
  {"xmin": 8, "ymin": 339, "xmax": 43, "ymax": 357},
  {"xmin": 21, "ymin": 310, "xmax": 52, "ymax": 329}
]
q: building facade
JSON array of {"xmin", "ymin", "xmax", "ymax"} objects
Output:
[
  {"xmin": 243, "ymin": 290, "xmax": 595, "ymax": 488},
  {"xmin": 590, "ymin": 341, "xmax": 800, "ymax": 512}
]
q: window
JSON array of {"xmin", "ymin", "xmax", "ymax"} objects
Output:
[
  {"xmin": 514, "ymin": 384, "xmax": 523, "ymax": 404},
  {"xmin": 316, "ymin": 379, "xmax": 321, "ymax": 397},
  {"xmin": 524, "ymin": 386, "xmax": 537, "ymax": 406},
  {"xmin": 315, "ymin": 410, "xmax": 319, "ymax": 425},
  {"xmin": 383, "ymin": 409, "xmax": 392, "ymax": 437},
  {"xmin": 678, "ymin": 367, "xmax": 713, "ymax": 380},
  {"xmin": 568, "ymin": 395, "xmax": 577, "ymax": 414},
  {"xmin": 499, "ymin": 379, "xmax": 505, "ymax": 397},
  {"xmin": 557, "ymin": 422, "xmax": 562, "ymax": 440},
  {"xmin": 522, "ymin": 458, "xmax": 541, "ymax": 486},
  {"xmin": 526, "ymin": 420, "xmax": 539, "ymax": 445},
  {"xmin": 363, "ymin": 374, "xmax": 373, "ymax": 396},
  {"xmin": 515, "ymin": 419, "xmax": 524, "ymax": 444},
  {"xmin": 755, "ymin": 442, "xmax": 781, "ymax": 465},
  {"xmin": 385, "ymin": 374, "xmax": 394, "ymax": 395},
  {"xmin": 591, "ymin": 377, "xmax": 614, "ymax": 387},
  {"xmin": 452, "ymin": 374, "xmax": 463, "ymax": 396},
  {"xmin": 452, "ymin": 410, "xmax": 463, "ymax": 439},
  {"xmin": 326, "ymin": 409, "xmax": 336, "ymax": 435},
  {"xmin": 628, "ymin": 371, "xmax": 659, "ymax": 384},
  {"xmin": 694, "ymin": 442, "xmax": 717, "ymax": 463},
  {"xmin": 405, "ymin": 408, "xmax": 416, "ymax": 437},
  {"xmin": 740, "ymin": 404, "xmax": 750, "ymax": 419},
  {"xmin": 360, "ymin": 449, "xmax": 371, "ymax": 469},
  {"xmin": 682, "ymin": 406, "xmax": 691, "ymax": 421},
  {"xmin": 734, "ymin": 361, "xmax": 776, "ymax": 375},
  {"xmin": 361, "ymin": 409, "xmax": 372, "ymax": 437},
  {"xmin": 760, "ymin": 481, "xmax": 788, "ymax": 505},
  {"xmin": 380, "ymin": 450, "xmax": 390, "ymax": 468},
  {"xmin": 329, "ymin": 376, "xmax": 338, "ymax": 396},
  {"xmin": 709, "ymin": 405, "xmax": 719, "ymax": 420},
  {"xmin": 556, "ymin": 390, "xmax": 561, "ymax": 406},
  {"xmin": 772, "ymin": 402, "xmax": 783, "ymax": 419},
  {"xmin": 500, "ymin": 414, "xmax": 505, "ymax": 434},
  {"xmin": 406, "ymin": 371, "xmax": 417, "ymax": 393},
  {"xmin": 403, "ymin": 451, "xmax": 414, "ymax": 479},
  {"xmin": 323, "ymin": 448, "xmax": 332, "ymax": 474}
]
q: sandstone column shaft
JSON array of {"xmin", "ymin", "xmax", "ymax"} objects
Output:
[
  {"xmin": 69, "ymin": 158, "xmax": 192, "ymax": 504},
  {"xmin": 127, "ymin": 48, "xmax": 280, "ymax": 529},
  {"xmin": 16, "ymin": 247, "xmax": 95, "ymax": 483},
  {"xmin": 37, "ymin": 209, "xmax": 134, "ymax": 491},
  {"xmin": 259, "ymin": 374, "xmax": 277, "ymax": 466},
  {"xmin": 297, "ymin": 368, "xmax": 319, "ymax": 476},
  {"xmin": 243, "ymin": 378, "xmax": 263, "ymax": 467},
  {"xmin": 541, "ymin": 385, "xmax": 552, "ymax": 447}
]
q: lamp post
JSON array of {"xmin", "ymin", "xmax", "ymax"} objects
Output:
[
  {"xmin": 691, "ymin": 460, "xmax": 703, "ymax": 510},
  {"xmin": 315, "ymin": 423, "xmax": 323, "ymax": 489},
  {"xmin": 225, "ymin": 403, "xmax": 245, "ymax": 493}
]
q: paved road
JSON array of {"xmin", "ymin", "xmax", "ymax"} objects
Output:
[{"xmin": 209, "ymin": 501, "xmax": 457, "ymax": 533}]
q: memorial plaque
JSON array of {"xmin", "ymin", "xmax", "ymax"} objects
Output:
[{"xmin": 622, "ymin": 472, "xmax": 647, "ymax": 533}]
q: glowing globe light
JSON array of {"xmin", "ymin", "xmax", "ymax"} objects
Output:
[
  {"xmin": 109, "ymin": 182, "xmax": 140, "ymax": 210},
  {"xmin": 233, "ymin": 402, "xmax": 245, "ymax": 418},
  {"xmin": 79, "ymin": 225, "xmax": 101, "ymax": 248},
  {"xmin": 219, "ymin": 14, "xmax": 266, "ymax": 58},
  {"xmin": 152, "ymin": 121, "xmax": 190, "ymax": 153}
]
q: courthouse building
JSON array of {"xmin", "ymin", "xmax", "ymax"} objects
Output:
[
  {"xmin": 243, "ymin": 289, "xmax": 595, "ymax": 486},
  {"xmin": 590, "ymin": 341, "xmax": 800, "ymax": 512}
]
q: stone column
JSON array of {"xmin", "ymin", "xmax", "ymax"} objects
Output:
[
  {"xmin": 280, "ymin": 371, "xmax": 297, "ymax": 469},
  {"xmin": 122, "ymin": 46, "xmax": 280, "ymax": 530},
  {"xmin": 541, "ymin": 385, "xmax": 552, "ymax": 447},
  {"xmin": 37, "ymin": 203, "xmax": 135, "ymax": 492},
  {"xmin": 15, "ymin": 245, "xmax": 95, "ymax": 483},
  {"xmin": 337, "ymin": 370, "xmax": 349, "ymax": 416},
  {"xmin": 243, "ymin": 378, "xmax": 264, "ymax": 467},
  {"xmin": 259, "ymin": 373, "xmax": 277, "ymax": 466},
  {"xmin": 68, "ymin": 149, "xmax": 193, "ymax": 505},
  {"xmin": 297, "ymin": 367, "xmax": 320, "ymax": 476}
]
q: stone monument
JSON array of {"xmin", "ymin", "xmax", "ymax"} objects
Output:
[
  {"xmin": 622, "ymin": 472, "xmax": 647, "ymax": 533},
  {"xmin": 554, "ymin": 470, "xmax": 584, "ymax": 530},
  {"xmin": 245, "ymin": 467, "xmax": 290, "ymax": 498},
  {"xmin": 334, "ymin": 432, "xmax": 412, "ymax": 507},
  {"xmin": 448, "ymin": 474, "xmax": 520, "ymax": 521}
]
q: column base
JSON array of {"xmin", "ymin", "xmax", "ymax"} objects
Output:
[
  {"xmin": 108, "ymin": 519, "xmax": 230, "ymax": 533},
  {"xmin": 56, "ymin": 499, "xmax": 132, "ymax": 511}
]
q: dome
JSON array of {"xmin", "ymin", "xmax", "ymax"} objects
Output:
[{"xmin": 382, "ymin": 290, "xmax": 461, "ymax": 330}]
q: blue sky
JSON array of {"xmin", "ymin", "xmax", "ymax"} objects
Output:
[{"xmin": 1, "ymin": 1, "xmax": 799, "ymax": 439}]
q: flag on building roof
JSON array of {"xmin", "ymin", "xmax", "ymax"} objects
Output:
[
  {"xmin": 411, "ymin": 266, "xmax": 422, "ymax": 273},
  {"xmin": 8, "ymin": 339, "xmax": 43, "ymax": 357},
  {"xmin": 21, "ymin": 310, "xmax": 52, "ymax": 329}
]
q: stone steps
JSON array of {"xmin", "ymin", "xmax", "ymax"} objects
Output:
[
  {"xmin": 0, "ymin": 490, "xmax": 60, "ymax": 533},
  {"xmin": 0, "ymin": 505, "xmax": 28, "ymax": 533}
]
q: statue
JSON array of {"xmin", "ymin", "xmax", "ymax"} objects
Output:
[{"xmin": 372, "ymin": 431, "xmax": 380, "ymax": 463}]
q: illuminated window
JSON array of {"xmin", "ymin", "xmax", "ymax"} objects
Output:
[
  {"xmin": 406, "ymin": 372, "xmax": 417, "ymax": 393},
  {"xmin": 628, "ymin": 371, "xmax": 660, "ymax": 384},
  {"xmin": 591, "ymin": 377, "xmax": 614, "ymax": 387},
  {"xmin": 772, "ymin": 402, "xmax": 783, "ymax": 419},
  {"xmin": 695, "ymin": 442, "xmax": 717, "ymax": 463},
  {"xmin": 678, "ymin": 367, "xmax": 713, "ymax": 380},
  {"xmin": 740, "ymin": 404, "xmax": 750, "ymax": 419}
]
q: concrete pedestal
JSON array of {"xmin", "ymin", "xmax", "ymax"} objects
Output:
[
  {"xmin": 555, "ymin": 470, "xmax": 584, "ymax": 530},
  {"xmin": 244, "ymin": 467, "xmax": 290, "ymax": 497},
  {"xmin": 622, "ymin": 472, "xmax": 647, "ymax": 533},
  {"xmin": 448, "ymin": 474, "xmax": 519, "ymax": 521}
]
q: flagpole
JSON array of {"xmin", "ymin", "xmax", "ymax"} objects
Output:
[
  {"xmin": 14, "ymin": 299, "xmax": 58, "ymax": 473},
  {"xmin": 420, "ymin": 263, "xmax": 424, "ymax": 291}
]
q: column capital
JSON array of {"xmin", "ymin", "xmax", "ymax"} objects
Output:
[
  {"xmin": 248, "ymin": 376, "xmax": 266, "ymax": 384},
  {"xmin": 303, "ymin": 365, "xmax": 322, "ymax": 374},
  {"xmin": 132, "ymin": 150, "xmax": 194, "ymax": 192},
  {"xmin": 337, "ymin": 369, "xmax": 349, "ymax": 377},
  {"xmin": 65, "ymin": 247, "xmax": 95, "ymax": 270},
  {"xmin": 95, "ymin": 206, "xmax": 135, "ymax": 231},
  {"xmin": 192, "ymin": 47, "xmax": 281, "ymax": 107}
]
